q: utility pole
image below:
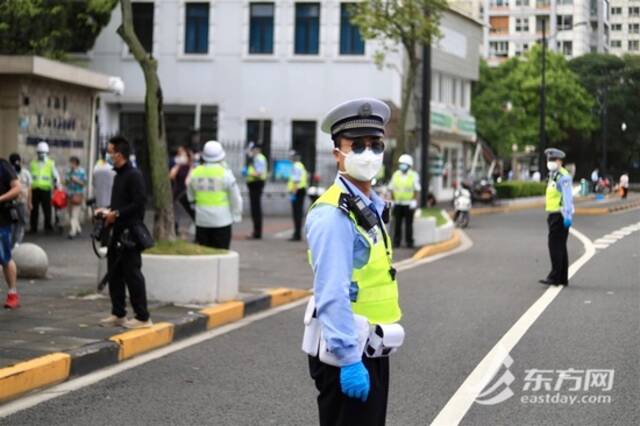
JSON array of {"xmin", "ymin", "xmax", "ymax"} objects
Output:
[
  {"xmin": 420, "ymin": 42, "xmax": 432, "ymax": 208},
  {"xmin": 601, "ymin": 87, "xmax": 608, "ymax": 174},
  {"xmin": 539, "ymin": 22, "xmax": 547, "ymax": 176}
]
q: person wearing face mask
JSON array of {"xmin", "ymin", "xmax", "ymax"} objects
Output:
[
  {"xmin": 303, "ymin": 98, "xmax": 403, "ymax": 426},
  {"xmin": 29, "ymin": 141, "xmax": 60, "ymax": 233},
  {"xmin": 170, "ymin": 145, "xmax": 195, "ymax": 233},
  {"xmin": 389, "ymin": 154, "xmax": 421, "ymax": 248},
  {"xmin": 287, "ymin": 150, "xmax": 308, "ymax": 241},
  {"xmin": 539, "ymin": 148, "xmax": 574, "ymax": 287}
]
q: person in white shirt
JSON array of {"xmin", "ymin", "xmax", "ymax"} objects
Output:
[
  {"xmin": 8, "ymin": 153, "xmax": 31, "ymax": 246},
  {"xmin": 187, "ymin": 141, "xmax": 242, "ymax": 249},
  {"xmin": 619, "ymin": 173, "xmax": 629, "ymax": 199}
]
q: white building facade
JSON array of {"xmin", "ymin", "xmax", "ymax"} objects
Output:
[
  {"xmin": 483, "ymin": 0, "xmax": 610, "ymax": 65},
  {"xmin": 84, "ymin": 1, "xmax": 481, "ymax": 203},
  {"xmin": 609, "ymin": 0, "xmax": 640, "ymax": 54}
]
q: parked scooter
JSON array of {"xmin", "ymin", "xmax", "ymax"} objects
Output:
[
  {"xmin": 453, "ymin": 184, "xmax": 472, "ymax": 228},
  {"xmin": 472, "ymin": 178, "xmax": 497, "ymax": 204}
]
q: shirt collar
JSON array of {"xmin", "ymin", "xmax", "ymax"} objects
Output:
[{"xmin": 334, "ymin": 174, "xmax": 385, "ymax": 216}]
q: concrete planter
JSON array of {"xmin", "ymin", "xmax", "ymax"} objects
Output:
[
  {"xmin": 142, "ymin": 251, "xmax": 239, "ymax": 305},
  {"xmin": 413, "ymin": 209, "xmax": 454, "ymax": 247}
]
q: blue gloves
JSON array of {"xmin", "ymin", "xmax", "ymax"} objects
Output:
[
  {"xmin": 340, "ymin": 361, "xmax": 370, "ymax": 402},
  {"xmin": 563, "ymin": 217, "xmax": 572, "ymax": 228},
  {"xmin": 289, "ymin": 194, "xmax": 297, "ymax": 202}
]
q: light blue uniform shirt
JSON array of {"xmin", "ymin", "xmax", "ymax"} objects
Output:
[
  {"xmin": 253, "ymin": 154, "xmax": 267, "ymax": 176},
  {"xmin": 305, "ymin": 174, "xmax": 387, "ymax": 366},
  {"xmin": 553, "ymin": 172, "xmax": 574, "ymax": 220}
]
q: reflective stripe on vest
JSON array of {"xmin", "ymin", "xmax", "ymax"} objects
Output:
[
  {"xmin": 545, "ymin": 168, "xmax": 570, "ymax": 212},
  {"xmin": 247, "ymin": 153, "xmax": 267, "ymax": 182},
  {"xmin": 30, "ymin": 159, "xmax": 54, "ymax": 190},
  {"xmin": 308, "ymin": 184, "xmax": 402, "ymax": 324},
  {"xmin": 391, "ymin": 170, "xmax": 415, "ymax": 202},
  {"xmin": 288, "ymin": 161, "xmax": 308, "ymax": 192},
  {"xmin": 190, "ymin": 164, "xmax": 229, "ymax": 207}
]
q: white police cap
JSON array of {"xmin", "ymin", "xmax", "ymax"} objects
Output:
[
  {"xmin": 321, "ymin": 98, "xmax": 390, "ymax": 139},
  {"xmin": 544, "ymin": 148, "xmax": 565, "ymax": 160}
]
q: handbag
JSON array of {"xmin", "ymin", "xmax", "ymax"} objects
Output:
[
  {"xmin": 51, "ymin": 189, "xmax": 68, "ymax": 209},
  {"xmin": 129, "ymin": 222, "xmax": 155, "ymax": 250}
]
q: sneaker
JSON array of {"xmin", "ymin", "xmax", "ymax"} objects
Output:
[
  {"xmin": 99, "ymin": 315, "xmax": 127, "ymax": 327},
  {"xmin": 123, "ymin": 318, "xmax": 153, "ymax": 329},
  {"xmin": 4, "ymin": 293, "xmax": 20, "ymax": 309}
]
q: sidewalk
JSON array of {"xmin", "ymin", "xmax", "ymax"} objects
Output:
[{"xmin": 0, "ymin": 215, "xmax": 416, "ymax": 370}]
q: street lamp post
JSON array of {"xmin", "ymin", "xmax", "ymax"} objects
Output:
[{"xmin": 420, "ymin": 42, "xmax": 431, "ymax": 208}]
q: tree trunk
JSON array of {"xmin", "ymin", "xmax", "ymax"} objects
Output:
[
  {"xmin": 395, "ymin": 57, "xmax": 419, "ymax": 167},
  {"xmin": 117, "ymin": 0, "xmax": 175, "ymax": 241}
]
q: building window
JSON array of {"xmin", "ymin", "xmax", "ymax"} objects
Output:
[
  {"xmin": 557, "ymin": 0, "xmax": 572, "ymax": 4},
  {"xmin": 515, "ymin": 0, "xmax": 529, "ymax": 6},
  {"xmin": 295, "ymin": 3, "xmax": 320, "ymax": 55},
  {"xmin": 199, "ymin": 105, "xmax": 218, "ymax": 142},
  {"xmin": 490, "ymin": 16, "xmax": 509, "ymax": 33},
  {"xmin": 249, "ymin": 3, "xmax": 275, "ymax": 54},
  {"xmin": 611, "ymin": 23, "xmax": 622, "ymax": 31},
  {"xmin": 556, "ymin": 15, "xmax": 573, "ymax": 30},
  {"xmin": 489, "ymin": 41, "xmax": 509, "ymax": 57},
  {"xmin": 451, "ymin": 79, "xmax": 458, "ymax": 107},
  {"xmin": 291, "ymin": 121, "xmax": 317, "ymax": 176},
  {"xmin": 630, "ymin": 7, "xmax": 640, "ymax": 17},
  {"xmin": 611, "ymin": 40, "xmax": 621, "ymax": 48},
  {"xmin": 490, "ymin": 0, "xmax": 509, "ymax": 7},
  {"xmin": 515, "ymin": 43, "xmax": 529, "ymax": 56},
  {"xmin": 516, "ymin": 18, "xmax": 529, "ymax": 32},
  {"xmin": 340, "ymin": 3, "xmax": 364, "ymax": 55},
  {"xmin": 629, "ymin": 40, "xmax": 640, "ymax": 51},
  {"xmin": 536, "ymin": 0, "xmax": 550, "ymax": 8},
  {"xmin": 132, "ymin": 2, "xmax": 154, "ymax": 52},
  {"xmin": 246, "ymin": 120, "xmax": 272, "ymax": 161},
  {"xmin": 630, "ymin": 23, "xmax": 640, "ymax": 34},
  {"xmin": 560, "ymin": 40, "xmax": 572, "ymax": 55},
  {"xmin": 611, "ymin": 7, "xmax": 622, "ymax": 15},
  {"xmin": 185, "ymin": 3, "xmax": 209, "ymax": 54}
]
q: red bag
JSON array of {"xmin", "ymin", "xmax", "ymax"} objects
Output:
[{"xmin": 51, "ymin": 189, "xmax": 68, "ymax": 209}]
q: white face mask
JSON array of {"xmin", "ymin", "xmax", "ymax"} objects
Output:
[
  {"xmin": 337, "ymin": 148, "xmax": 384, "ymax": 182},
  {"xmin": 174, "ymin": 155, "xmax": 188, "ymax": 166},
  {"xmin": 547, "ymin": 161, "xmax": 559, "ymax": 172}
]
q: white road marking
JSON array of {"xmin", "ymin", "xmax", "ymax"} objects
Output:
[
  {"xmin": 602, "ymin": 234, "xmax": 623, "ymax": 240},
  {"xmin": 584, "ymin": 300, "xmax": 592, "ymax": 304},
  {"xmin": 593, "ymin": 244, "xmax": 609, "ymax": 250},
  {"xmin": 0, "ymin": 297, "xmax": 311, "ymax": 418},
  {"xmin": 594, "ymin": 238, "xmax": 617, "ymax": 245},
  {"xmin": 273, "ymin": 228, "xmax": 294, "ymax": 239},
  {"xmin": 431, "ymin": 227, "xmax": 596, "ymax": 426}
]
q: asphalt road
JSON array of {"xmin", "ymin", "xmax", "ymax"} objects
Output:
[{"xmin": 3, "ymin": 208, "xmax": 638, "ymax": 426}]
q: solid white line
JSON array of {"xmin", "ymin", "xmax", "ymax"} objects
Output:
[
  {"xmin": 602, "ymin": 234, "xmax": 623, "ymax": 240},
  {"xmin": 430, "ymin": 227, "xmax": 596, "ymax": 426},
  {"xmin": 594, "ymin": 238, "xmax": 617, "ymax": 244},
  {"xmin": 0, "ymin": 297, "xmax": 311, "ymax": 418},
  {"xmin": 593, "ymin": 244, "xmax": 609, "ymax": 250}
]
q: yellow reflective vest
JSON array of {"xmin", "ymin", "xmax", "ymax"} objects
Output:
[
  {"xmin": 190, "ymin": 164, "xmax": 229, "ymax": 207},
  {"xmin": 309, "ymin": 184, "xmax": 402, "ymax": 324},
  {"xmin": 247, "ymin": 153, "xmax": 267, "ymax": 182},
  {"xmin": 30, "ymin": 159, "xmax": 55, "ymax": 190},
  {"xmin": 391, "ymin": 170, "xmax": 417, "ymax": 202},
  {"xmin": 288, "ymin": 161, "xmax": 308, "ymax": 192},
  {"xmin": 545, "ymin": 167, "xmax": 570, "ymax": 212}
]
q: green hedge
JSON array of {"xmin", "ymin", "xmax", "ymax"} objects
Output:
[
  {"xmin": 495, "ymin": 181, "xmax": 547, "ymax": 199},
  {"xmin": 420, "ymin": 208, "xmax": 448, "ymax": 227}
]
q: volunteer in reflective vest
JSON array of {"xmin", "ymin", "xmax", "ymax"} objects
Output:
[
  {"xmin": 287, "ymin": 150, "xmax": 308, "ymax": 241},
  {"xmin": 389, "ymin": 154, "xmax": 421, "ymax": 248},
  {"xmin": 539, "ymin": 148, "xmax": 574, "ymax": 286},
  {"xmin": 29, "ymin": 141, "xmax": 60, "ymax": 233},
  {"xmin": 244, "ymin": 142, "xmax": 267, "ymax": 239},
  {"xmin": 304, "ymin": 98, "xmax": 403, "ymax": 426},
  {"xmin": 187, "ymin": 141, "xmax": 242, "ymax": 249}
]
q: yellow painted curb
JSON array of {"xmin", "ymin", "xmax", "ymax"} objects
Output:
[
  {"xmin": 0, "ymin": 353, "xmax": 70, "ymax": 402},
  {"xmin": 200, "ymin": 301, "xmax": 244, "ymax": 329},
  {"xmin": 109, "ymin": 323, "xmax": 174, "ymax": 361},
  {"xmin": 412, "ymin": 231, "xmax": 461, "ymax": 261},
  {"xmin": 575, "ymin": 207, "xmax": 609, "ymax": 216},
  {"xmin": 266, "ymin": 288, "xmax": 312, "ymax": 307}
]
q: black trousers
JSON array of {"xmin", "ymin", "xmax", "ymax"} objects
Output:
[
  {"xmin": 196, "ymin": 225, "xmax": 232, "ymax": 250},
  {"xmin": 30, "ymin": 188, "xmax": 52, "ymax": 232},
  {"xmin": 247, "ymin": 181, "xmax": 265, "ymax": 238},
  {"xmin": 547, "ymin": 213, "xmax": 569, "ymax": 285},
  {"xmin": 309, "ymin": 356, "xmax": 389, "ymax": 426},
  {"xmin": 393, "ymin": 205, "xmax": 414, "ymax": 247},
  {"xmin": 108, "ymin": 247, "xmax": 150, "ymax": 321},
  {"xmin": 291, "ymin": 188, "xmax": 306, "ymax": 239}
]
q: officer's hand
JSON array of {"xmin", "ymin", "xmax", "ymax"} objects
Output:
[
  {"xmin": 340, "ymin": 361, "xmax": 370, "ymax": 402},
  {"xmin": 104, "ymin": 210, "xmax": 117, "ymax": 226},
  {"xmin": 563, "ymin": 217, "xmax": 572, "ymax": 228}
]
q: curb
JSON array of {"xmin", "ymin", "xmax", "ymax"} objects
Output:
[
  {"xmin": 412, "ymin": 230, "xmax": 462, "ymax": 261},
  {"xmin": 0, "ymin": 287, "xmax": 311, "ymax": 404},
  {"xmin": 575, "ymin": 198, "xmax": 640, "ymax": 216}
]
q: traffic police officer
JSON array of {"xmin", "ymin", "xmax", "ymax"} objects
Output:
[
  {"xmin": 245, "ymin": 142, "xmax": 268, "ymax": 239},
  {"xmin": 288, "ymin": 150, "xmax": 308, "ymax": 241},
  {"xmin": 188, "ymin": 141, "xmax": 242, "ymax": 249},
  {"xmin": 304, "ymin": 98, "xmax": 403, "ymax": 426},
  {"xmin": 30, "ymin": 141, "xmax": 60, "ymax": 233},
  {"xmin": 389, "ymin": 154, "xmax": 421, "ymax": 248},
  {"xmin": 539, "ymin": 148, "xmax": 574, "ymax": 286}
]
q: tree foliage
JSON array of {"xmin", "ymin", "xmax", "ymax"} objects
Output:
[
  {"xmin": 472, "ymin": 45, "xmax": 596, "ymax": 157},
  {"xmin": 350, "ymin": 0, "xmax": 447, "ymax": 165},
  {"xmin": 568, "ymin": 53, "xmax": 640, "ymax": 177},
  {"xmin": 0, "ymin": 0, "xmax": 117, "ymax": 59}
]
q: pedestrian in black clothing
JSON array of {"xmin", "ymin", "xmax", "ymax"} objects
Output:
[{"xmin": 98, "ymin": 136, "xmax": 152, "ymax": 330}]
